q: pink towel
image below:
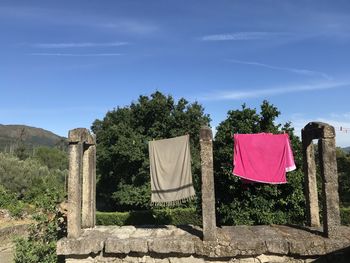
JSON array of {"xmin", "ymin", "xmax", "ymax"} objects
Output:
[{"xmin": 233, "ymin": 133, "xmax": 296, "ymax": 184}]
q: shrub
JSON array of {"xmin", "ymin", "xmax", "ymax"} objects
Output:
[
  {"xmin": 0, "ymin": 184, "xmax": 26, "ymax": 218},
  {"xmin": 213, "ymin": 102, "xmax": 306, "ymax": 225},
  {"xmin": 96, "ymin": 207, "xmax": 201, "ymax": 226},
  {"xmin": 341, "ymin": 207, "xmax": 350, "ymax": 226},
  {"xmin": 0, "ymin": 152, "xmax": 67, "ymax": 263},
  {"xmin": 0, "ymin": 153, "xmax": 66, "ymax": 207},
  {"xmin": 33, "ymin": 146, "xmax": 68, "ymax": 171},
  {"xmin": 14, "ymin": 193, "xmax": 66, "ymax": 263}
]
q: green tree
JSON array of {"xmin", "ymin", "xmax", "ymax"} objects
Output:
[
  {"xmin": 0, "ymin": 153, "xmax": 66, "ymax": 205},
  {"xmin": 92, "ymin": 91, "xmax": 210, "ymax": 211},
  {"xmin": 213, "ymin": 101, "xmax": 305, "ymax": 225},
  {"xmin": 337, "ymin": 148, "xmax": 350, "ymax": 207},
  {"xmin": 33, "ymin": 146, "xmax": 68, "ymax": 170},
  {"xmin": 14, "ymin": 194, "xmax": 66, "ymax": 263},
  {"xmin": 14, "ymin": 128, "xmax": 30, "ymax": 160}
]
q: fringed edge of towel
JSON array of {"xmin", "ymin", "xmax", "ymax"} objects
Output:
[{"xmin": 151, "ymin": 194, "xmax": 196, "ymax": 207}]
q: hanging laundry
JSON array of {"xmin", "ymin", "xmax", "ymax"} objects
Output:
[
  {"xmin": 233, "ymin": 133, "xmax": 296, "ymax": 184},
  {"xmin": 149, "ymin": 134, "xmax": 195, "ymax": 206}
]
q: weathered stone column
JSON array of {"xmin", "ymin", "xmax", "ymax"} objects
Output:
[
  {"xmin": 200, "ymin": 126, "xmax": 217, "ymax": 241},
  {"xmin": 319, "ymin": 138, "xmax": 340, "ymax": 238},
  {"xmin": 92, "ymin": 143, "xmax": 96, "ymax": 227},
  {"xmin": 67, "ymin": 131, "xmax": 83, "ymax": 238},
  {"xmin": 302, "ymin": 135, "xmax": 320, "ymax": 227},
  {"xmin": 82, "ymin": 134, "xmax": 96, "ymax": 228},
  {"xmin": 302, "ymin": 122, "xmax": 340, "ymax": 238}
]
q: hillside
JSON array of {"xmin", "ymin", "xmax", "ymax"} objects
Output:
[
  {"xmin": 0, "ymin": 124, "xmax": 66, "ymax": 152},
  {"xmin": 343, "ymin": 147, "xmax": 350, "ymax": 153}
]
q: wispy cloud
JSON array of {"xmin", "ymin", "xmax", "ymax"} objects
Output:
[
  {"xmin": 32, "ymin": 42, "xmax": 128, "ymax": 48},
  {"xmin": 201, "ymin": 82, "xmax": 349, "ymax": 101},
  {"xmin": 200, "ymin": 32, "xmax": 289, "ymax": 41},
  {"xmin": 0, "ymin": 6, "xmax": 158, "ymax": 35},
  {"xmin": 227, "ymin": 59, "xmax": 331, "ymax": 80},
  {"xmin": 29, "ymin": 53, "xmax": 122, "ymax": 57},
  {"xmin": 99, "ymin": 21, "xmax": 158, "ymax": 34}
]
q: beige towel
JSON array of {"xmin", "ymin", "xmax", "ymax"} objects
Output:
[{"xmin": 149, "ymin": 135, "xmax": 195, "ymax": 206}]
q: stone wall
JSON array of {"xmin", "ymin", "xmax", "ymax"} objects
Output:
[
  {"xmin": 64, "ymin": 254, "xmax": 324, "ymax": 263},
  {"xmin": 58, "ymin": 124, "xmax": 348, "ymax": 263},
  {"xmin": 57, "ymin": 225, "xmax": 350, "ymax": 263}
]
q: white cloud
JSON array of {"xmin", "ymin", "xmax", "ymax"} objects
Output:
[
  {"xmin": 29, "ymin": 53, "xmax": 122, "ymax": 57},
  {"xmin": 99, "ymin": 21, "xmax": 158, "ymax": 34},
  {"xmin": 0, "ymin": 6, "xmax": 159, "ymax": 35},
  {"xmin": 200, "ymin": 32, "xmax": 289, "ymax": 41},
  {"xmin": 32, "ymin": 42, "xmax": 128, "ymax": 48},
  {"xmin": 227, "ymin": 59, "xmax": 331, "ymax": 80},
  {"xmin": 201, "ymin": 82, "xmax": 349, "ymax": 101}
]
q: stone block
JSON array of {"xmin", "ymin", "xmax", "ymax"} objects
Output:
[
  {"xmin": 105, "ymin": 238, "xmax": 148, "ymax": 254},
  {"xmin": 69, "ymin": 128, "xmax": 96, "ymax": 144},
  {"xmin": 230, "ymin": 239, "xmax": 266, "ymax": 256},
  {"xmin": 169, "ymin": 256, "xmax": 204, "ymax": 263},
  {"xmin": 256, "ymin": 254, "xmax": 291, "ymax": 263},
  {"xmin": 265, "ymin": 239, "xmax": 289, "ymax": 254},
  {"xmin": 302, "ymin": 122, "xmax": 335, "ymax": 139},
  {"xmin": 57, "ymin": 237, "xmax": 104, "ymax": 255},
  {"xmin": 289, "ymin": 238, "xmax": 326, "ymax": 256},
  {"xmin": 148, "ymin": 238, "xmax": 195, "ymax": 254}
]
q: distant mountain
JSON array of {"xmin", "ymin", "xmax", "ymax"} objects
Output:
[
  {"xmin": 343, "ymin": 147, "xmax": 350, "ymax": 153},
  {"xmin": 0, "ymin": 124, "xmax": 66, "ymax": 152}
]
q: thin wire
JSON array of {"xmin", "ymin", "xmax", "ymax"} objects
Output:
[{"xmin": 337, "ymin": 126, "xmax": 350, "ymax": 133}]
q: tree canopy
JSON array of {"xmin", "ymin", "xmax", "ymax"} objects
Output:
[
  {"xmin": 337, "ymin": 148, "xmax": 350, "ymax": 206},
  {"xmin": 213, "ymin": 101, "xmax": 305, "ymax": 225},
  {"xmin": 92, "ymin": 91, "xmax": 210, "ymax": 211}
]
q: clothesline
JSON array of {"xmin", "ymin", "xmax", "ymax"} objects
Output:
[{"xmin": 337, "ymin": 126, "xmax": 350, "ymax": 133}]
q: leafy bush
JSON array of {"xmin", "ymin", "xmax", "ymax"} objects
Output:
[
  {"xmin": 33, "ymin": 146, "xmax": 68, "ymax": 170},
  {"xmin": 96, "ymin": 207, "xmax": 201, "ymax": 226},
  {"xmin": 341, "ymin": 207, "xmax": 350, "ymax": 226},
  {"xmin": 337, "ymin": 149, "xmax": 350, "ymax": 206},
  {"xmin": 14, "ymin": 209, "xmax": 65, "ymax": 263},
  {"xmin": 0, "ymin": 184, "xmax": 26, "ymax": 218},
  {"xmin": 96, "ymin": 211, "xmax": 130, "ymax": 225},
  {"xmin": 0, "ymin": 153, "xmax": 66, "ymax": 207},
  {"xmin": 0, "ymin": 153, "xmax": 67, "ymax": 263},
  {"xmin": 213, "ymin": 102, "xmax": 306, "ymax": 225},
  {"xmin": 92, "ymin": 91, "xmax": 210, "ymax": 211},
  {"xmin": 14, "ymin": 186, "xmax": 66, "ymax": 263}
]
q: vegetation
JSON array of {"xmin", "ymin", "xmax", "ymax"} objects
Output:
[
  {"xmin": 341, "ymin": 207, "xmax": 350, "ymax": 226},
  {"xmin": 337, "ymin": 148, "xmax": 350, "ymax": 206},
  {"xmin": 0, "ymin": 124, "xmax": 66, "ymax": 153},
  {"xmin": 14, "ymin": 205, "xmax": 65, "ymax": 263},
  {"xmin": 96, "ymin": 207, "xmax": 201, "ymax": 226},
  {"xmin": 33, "ymin": 146, "xmax": 68, "ymax": 171},
  {"xmin": 0, "ymin": 152, "xmax": 66, "ymax": 208},
  {"xmin": 0, "ymin": 148, "xmax": 67, "ymax": 263},
  {"xmin": 1, "ymin": 92, "xmax": 350, "ymax": 262},
  {"xmin": 213, "ymin": 101, "xmax": 305, "ymax": 225},
  {"xmin": 92, "ymin": 91, "xmax": 210, "ymax": 211}
]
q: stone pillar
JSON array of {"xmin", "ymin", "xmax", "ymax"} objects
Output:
[
  {"xmin": 302, "ymin": 122, "xmax": 340, "ymax": 238},
  {"xmin": 319, "ymin": 138, "xmax": 340, "ymax": 238},
  {"xmin": 92, "ymin": 144, "xmax": 96, "ymax": 227},
  {"xmin": 200, "ymin": 126, "xmax": 217, "ymax": 241},
  {"xmin": 67, "ymin": 138, "xmax": 83, "ymax": 238},
  {"xmin": 68, "ymin": 128, "xmax": 97, "ymax": 238},
  {"xmin": 82, "ymin": 138, "xmax": 96, "ymax": 228},
  {"xmin": 302, "ymin": 135, "xmax": 320, "ymax": 227}
]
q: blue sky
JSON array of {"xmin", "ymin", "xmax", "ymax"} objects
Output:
[{"xmin": 1, "ymin": 1, "xmax": 350, "ymax": 146}]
